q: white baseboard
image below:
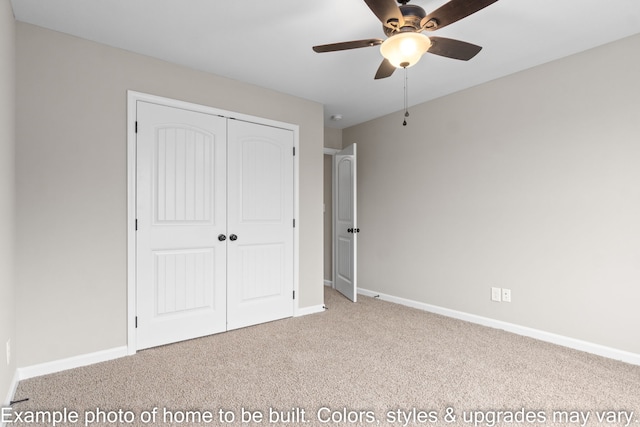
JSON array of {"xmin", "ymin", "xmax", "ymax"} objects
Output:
[
  {"xmin": 8, "ymin": 286, "xmax": 636, "ymax": 410},
  {"xmin": 324, "ymin": 280, "xmax": 333, "ymax": 287},
  {"xmin": 358, "ymin": 288, "xmax": 640, "ymax": 366},
  {"xmin": 17, "ymin": 346, "xmax": 129, "ymax": 382},
  {"xmin": 295, "ymin": 304, "xmax": 326, "ymax": 317},
  {"xmin": 2, "ymin": 348, "xmax": 127, "ymax": 427},
  {"xmin": 11, "ymin": 305, "xmax": 327, "ymax": 386}
]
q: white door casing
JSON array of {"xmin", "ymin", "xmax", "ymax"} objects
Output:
[
  {"xmin": 334, "ymin": 143, "xmax": 357, "ymax": 302},
  {"xmin": 131, "ymin": 94, "xmax": 297, "ymax": 351}
]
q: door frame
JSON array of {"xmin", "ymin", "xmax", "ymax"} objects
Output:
[
  {"xmin": 323, "ymin": 148, "xmax": 339, "ymax": 290},
  {"xmin": 126, "ymin": 91, "xmax": 300, "ymax": 355}
]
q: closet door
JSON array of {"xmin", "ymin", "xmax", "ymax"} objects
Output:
[
  {"xmin": 136, "ymin": 102, "xmax": 227, "ymax": 350},
  {"xmin": 226, "ymin": 120, "xmax": 295, "ymax": 330}
]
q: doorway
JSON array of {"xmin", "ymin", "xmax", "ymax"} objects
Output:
[
  {"xmin": 324, "ymin": 144, "xmax": 358, "ymax": 302},
  {"xmin": 127, "ymin": 91, "xmax": 300, "ymax": 353}
]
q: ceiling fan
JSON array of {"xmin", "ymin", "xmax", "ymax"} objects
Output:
[{"xmin": 312, "ymin": 0, "xmax": 499, "ymax": 79}]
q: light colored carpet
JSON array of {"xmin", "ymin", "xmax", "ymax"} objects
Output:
[{"xmin": 9, "ymin": 288, "xmax": 640, "ymax": 426}]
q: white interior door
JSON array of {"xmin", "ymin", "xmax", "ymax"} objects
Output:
[
  {"xmin": 226, "ymin": 120, "xmax": 295, "ymax": 330},
  {"xmin": 334, "ymin": 143, "xmax": 357, "ymax": 302},
  {"xmin": 136, "ymin": 102, "xmax": 227, "ymax": 350}
]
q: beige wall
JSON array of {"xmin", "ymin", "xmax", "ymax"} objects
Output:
[
  {"xmin": 15, "ymin": 23, "xmax": 325, "ymax": 368},
  {"xmin": 0, "ymin": 0, "xmax": 16, "ymax": 404},
  {"xmin": 344, "ymin": 33, "xmax": 640, "ymax": 355},
  {"xmin": 324, "ymin": 127, "xmax": 343, "ymax": 150}
]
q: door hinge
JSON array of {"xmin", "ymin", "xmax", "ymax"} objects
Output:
[
  {"xmin": 135, "ymin": 121, "xmax": 138, "ymax": 133},
  {"xmin": 293, "ymin": 219, "xmax": 295, "ymax": 228},
  {"xmin": 135, "ymin": 316, "xmax": 138, "ymax": 328},
  {"xmin": 293, "ymin": 290, "xmax": 295, "ymax": 300},
  {"xmin": 135, "ymin": 219, "xmax": 138, "ymax": 230},
  {"xmin": 292, "ymin": 146, "xmax": 296, "ymax": 156}
]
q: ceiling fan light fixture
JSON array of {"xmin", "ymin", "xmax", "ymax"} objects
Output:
[{"xmin": 380, "ymin": 32, "xmax": 431, "ymax": 68}]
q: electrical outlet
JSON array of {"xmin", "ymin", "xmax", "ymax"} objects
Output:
[
  {"xmin": 502, "ymin": 288, "xmax": 511, "ymax": 303},
  {"xmin": 5, "ymin": 339, "xmax": 10, "ymax": 365},
  {"xmin": 491, "ymin": 287, "xmax": 502, "ymax": 302}
]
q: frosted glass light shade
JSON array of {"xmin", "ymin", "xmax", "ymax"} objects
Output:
[{"xmin": 380, "ymin": 32, "xmax": 431, "ymax": 68}]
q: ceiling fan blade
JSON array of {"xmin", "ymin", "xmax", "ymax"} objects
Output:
[
  {"xmin": 421, "ymin": 0, "xmax": 499, "ymax": 31},
  {"xmin": 426, "ymin": 37, "xmax": 482, "ymax": 60},
  {"xmin": 363, "ymin": 0, "xmax": 404, "ymax": 29},
  {"xmin": 313, "ymin": 39, "xmax": 383, "ymax": 53},
  {"xmin": 374, "ymin": 58, "xmax": 396, "ymax": 79}
]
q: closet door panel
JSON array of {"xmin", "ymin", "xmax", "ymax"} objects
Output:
[
  {"xmin": 136, "ymin": 102, "xmax": 227, "ymax": 349},
  {"xmin": 226, "ymin": 120, "xmax": 295, "ymax": 330}
]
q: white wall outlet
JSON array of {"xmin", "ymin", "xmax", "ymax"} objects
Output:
[
  {"xmin": 5, "ymin": 339, "xmax": 10, "ymax": 365},
  {"xmin": 502, "ymin": 288, "xmax": 512, "ymax": 303},
  {"xmin": 491, "ymin": 287, "xmax": 502, "ymax": 302}
]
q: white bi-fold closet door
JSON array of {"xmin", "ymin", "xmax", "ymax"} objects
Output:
[{"xmin": 135, "ymin": 101, "xmax": 294, "ymax": 350}]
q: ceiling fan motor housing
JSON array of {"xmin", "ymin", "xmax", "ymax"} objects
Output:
[{"xmin": 384, "ymin": 4, "xmax": 427, "ymax": 36}]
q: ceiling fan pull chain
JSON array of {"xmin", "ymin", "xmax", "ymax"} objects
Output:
[{"xmin": 403, "ymin": 66, "xmax": 409, "ymax": 126}]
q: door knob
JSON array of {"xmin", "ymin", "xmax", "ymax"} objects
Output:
[
  {"xmin": 218, "ymin": 234, "xmax": 226, "ymax": 241},
  {"xmin": 229, "ymin": 234, "xmax": 238, "ymax": 241}
]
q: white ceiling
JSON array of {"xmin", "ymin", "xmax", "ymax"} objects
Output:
[{"xmin": 10, "ymin": 0, "xmax": 640, "ymax": 129}]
